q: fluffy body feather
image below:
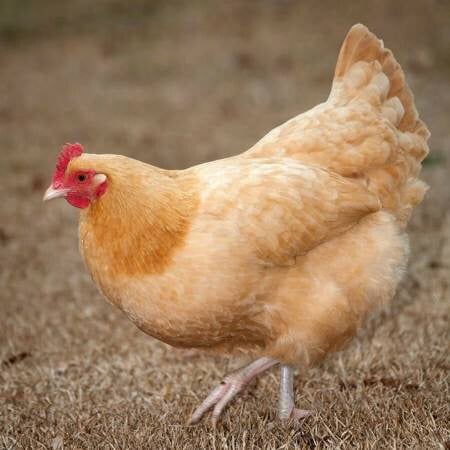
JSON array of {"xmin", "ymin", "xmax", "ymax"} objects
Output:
[{"xmin": 59, "ymin": 25, "xmax": 429, "ymax": 367}]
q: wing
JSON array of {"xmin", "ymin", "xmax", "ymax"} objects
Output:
[{"xmin": 196, "ymin": 158, "xmax": 381, "ymax": 266}]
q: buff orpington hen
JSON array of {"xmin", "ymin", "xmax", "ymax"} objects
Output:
[{"xmin": 43, "ymin": 24, "xmax": 429, "ymax": 425}]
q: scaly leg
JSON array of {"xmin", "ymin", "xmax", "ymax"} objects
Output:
[
  {"xmin": 189, "ymin": 357, "xmax": 277, "ymax": 426},
  {"xmin": 278, "ymin": 364, "xmax": 311, "ymax": 422}
]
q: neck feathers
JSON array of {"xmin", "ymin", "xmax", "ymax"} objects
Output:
[{"xmin": 78, "ymin": 155, "xmax": 199, "ymax": 277}]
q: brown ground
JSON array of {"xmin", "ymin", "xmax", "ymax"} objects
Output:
[{"xmin": 1, "ymin": 1, "xmax": 449, "ymax": 449}]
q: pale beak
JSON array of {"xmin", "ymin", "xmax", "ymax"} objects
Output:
[{"xmin": 43, "ymin": 185, "xmax": 68, "ymax": 202}]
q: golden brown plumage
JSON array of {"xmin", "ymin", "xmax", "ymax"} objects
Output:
[{"xmin": 45, "ymin": 24, "xmax": 429, "ymax": 424}]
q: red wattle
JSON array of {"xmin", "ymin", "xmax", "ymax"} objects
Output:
[{"xmin": 66, "ymin": 193, "xmax": 90, "ymax": 209}]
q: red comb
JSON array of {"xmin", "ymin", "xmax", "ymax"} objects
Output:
[{"xmin": 52, "ymin": 143, "xmax": 84, "ymax": 186}]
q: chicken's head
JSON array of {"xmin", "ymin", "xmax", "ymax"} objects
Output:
[{"xmin": 43, "ymin": 143, "xmax": 107, "ymax": 209}]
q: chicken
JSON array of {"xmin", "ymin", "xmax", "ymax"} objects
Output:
[{"xmin": 43, "ymin": 24, "xmax": 429, "ymax": 425}]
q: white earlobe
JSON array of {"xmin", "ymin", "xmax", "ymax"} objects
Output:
[{"xmin": 94, "ymin": 173, "xmax": 107, "ymax": 185}]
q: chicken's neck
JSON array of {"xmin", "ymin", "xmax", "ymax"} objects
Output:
[{"xmin": 79, "ymin": 163, "xmax": 199, "ymax": 279}]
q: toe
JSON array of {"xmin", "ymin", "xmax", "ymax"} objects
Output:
[
  {"xmin": 291, "ymin": 408, "xmax": 312, "ymax": 420},
  {"xmin": 188, "ymin": 383, "xmax": 230, "ymax": 425},
  {"xmin": 210, "ymin": 382, "xmax": 243, "ymax": 425},
  {"xmin": 280, "ymin": 408, "xmax": 312, "ymax": 426}
]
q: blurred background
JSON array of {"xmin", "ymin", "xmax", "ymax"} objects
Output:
[{"xmin": 1, "ymin": 1, "xmax": 449, "ymax": 448}]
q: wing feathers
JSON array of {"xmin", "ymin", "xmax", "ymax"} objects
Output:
[{"xmin": 198, "ymin": 159, "xmax": 380, "ymax": 267}]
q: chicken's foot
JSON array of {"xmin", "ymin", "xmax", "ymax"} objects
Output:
[
  {"xmin": 279, "ymin": 364, "xmax": 311, "ymax": 423},
  {"xmin": 188, "ymin": 357, "xmax": 277, "ymax": 426}
]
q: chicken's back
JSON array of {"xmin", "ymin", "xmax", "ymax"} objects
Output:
[{"xmin": 244, "ymin": 24, "xmax": 429, "ymax": 226}]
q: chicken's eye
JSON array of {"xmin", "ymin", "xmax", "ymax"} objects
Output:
[{"xmin": 77, "ymin": 174, "xmax": 87, "ymax": 182}]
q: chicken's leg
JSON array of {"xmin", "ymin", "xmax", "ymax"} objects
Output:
[
  {"xmin": 189, "ymin": 357, "xmax": 277, "ymax": 426},
  {"xmin": 278, "ymin": 365, "xmax": 311, "ymax": 422}
]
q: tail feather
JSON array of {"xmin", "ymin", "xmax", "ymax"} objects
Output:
[
  {"xmin": 331, "ymin": 24, "xmax": 430, "ymax": 225},
  {"xmin": 244, "ymin": 24, "xmax": 430, "ymax": 226}
]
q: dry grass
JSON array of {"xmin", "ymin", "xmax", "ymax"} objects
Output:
[{"xmin": 1, "ymin": 1, "xmax": 449, "ymax": 448}]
